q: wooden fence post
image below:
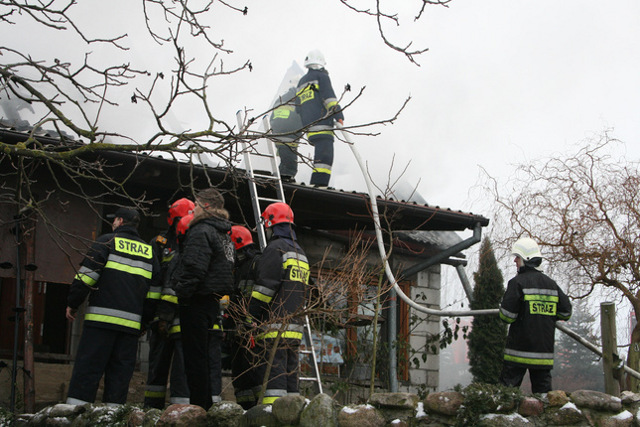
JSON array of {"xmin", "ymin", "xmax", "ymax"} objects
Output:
[{"xmin": 601, "ymin": 301, "xmax": 620, "ymax": 396}]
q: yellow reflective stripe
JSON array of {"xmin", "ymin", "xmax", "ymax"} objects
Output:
[
  {"xmin": 262, "ymin": 396, "xmax": 279, "ymax": 404},
  {"xmin": 308, "ymin": 130, "xmax": 334, "ymax": 137},
  {"xmin": 504, "ymin": 353, "xmax": 554, "ymax": 366},
  {"xmin": 251, "ymin": 290, "xmax": 273, "ymax": 303},
  {"xmin": 499, "ymin": 312, "xmax": 516, "ymax": 324},
  {"xmin": 161, "ymin": 295, "xmax": 179, "ymax": 304},
  {"xmin": 312, "ymin": 167, "xmax": 332, "ymax": 175},
  {"xmin": 326, "ymin": 100, "xmax": 338, "ymax": 109},
  {"xmin": 169, "ymin": 325, "xmax": 181, "ymax": 335},
  {"xmin": 259, "ymin": 331, "xmax": 303, "ymax": 340},
  {"xmin": 211, "ymin": 324, "xmax": 221, "ymax": 330},
  {"xmin": 114, "ymin": 237, "xmax": 153, "ymax": 259},
  {"xmin": 84, "ymin": 313, "xmax": 141, "ymax": 330},
  {"xmin": 105, "ymin": 260, "xmax": 152, "ymax": 279},
  {"xmin": 75, "ymin": 273, "xmax": 98, "ymax": 287},
  {"xmin": 146, "ymin": 291, "xmax": 161, "ymax": 300}
]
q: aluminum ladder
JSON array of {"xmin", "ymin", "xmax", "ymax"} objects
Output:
[{"xmin": 236, "ymin": 111, "xmax": 323, "ymax": 394}]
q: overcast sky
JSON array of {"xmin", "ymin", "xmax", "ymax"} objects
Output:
[{"xmin": 202, "ymin": 0, "xmax": 640, "ymax": 215}]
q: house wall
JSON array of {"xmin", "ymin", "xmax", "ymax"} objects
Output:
[
  {"xmin": 401, "ymin": 267, "xmax": 442, "ymax": 394},
  {"xmin": 298, "ymin": 232, "xmax": 443, "ymax": 394}
]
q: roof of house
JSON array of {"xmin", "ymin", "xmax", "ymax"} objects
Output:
[{"xmin": 0, "ymin": 126, "xmax": 490, "ymax": 233}]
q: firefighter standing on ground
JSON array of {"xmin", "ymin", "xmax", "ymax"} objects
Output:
[
  {"xmin": 172, "ymin": 188, "xmax": 235, "ymax": 410},
  {"xmin": 297, "ymin": 49, "xmax": 344, "ymax": 187},
  {"xmin": 144, "ymin": 199, "xmax": 194, "ymax": 408},
  {"xmin": 499, "ymin": 237, "xmax": 572, "ymax": 393},
  {"xmin": 65, "ymin": 207, "xmax": 159, "ymax": 405},
  {"xmin": 249, "ymin": 202, "xmax": 309, "ymax": 404},
  {"xmin": 227, "ymin": 225, "xmax": 261, "ymax": 409}
]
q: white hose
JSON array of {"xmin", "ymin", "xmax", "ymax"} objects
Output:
[{"xmin": 338, "ymin": 125, "xmax": 498, "ymax": 317}]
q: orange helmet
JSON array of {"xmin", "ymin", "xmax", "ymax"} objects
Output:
[
  {"xmin": 261, "ymin": 202, "xmax": 294, "ymax": 228},
  {"xmin": 230, "ymin": 225, "xmax": 254, "ymax": 250},
  {"xmin": 167, "ymin": 198, "xmax": 195, "ymax": 226},
  {"xmin": 176, "ymin": 213, "xmax": 194, "ymax": 238}
]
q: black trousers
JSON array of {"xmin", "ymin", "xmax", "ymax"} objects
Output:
[
  {"xmin": 500, "ymin": 362, "xmax": 552, "ymax": 393},
  {"xmin": 144, "ymin": 329, "xmax": 189, "ymax": 408},
  {"xmin": 67, "ymin": 325, "xmax": 138, "ymax": 405},
  {"xmin": 309, "ymin": 134, "xmax": 334, "ymax": 186},
  {"xmin": 179, "ymin": 294, "xmax": 218, "ymax": 410},
  {"xmin": 255, "ymin": 337, "xmax": 300, "ymax": 404}
]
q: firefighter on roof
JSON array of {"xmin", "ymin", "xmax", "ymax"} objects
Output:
[
  {"xmin": 499, "ymin": 237, "xmax": 572, "ymax": 393},
  {"xmin": 296, "ymin": 49, "xmax": 344, "ymax": 187}
]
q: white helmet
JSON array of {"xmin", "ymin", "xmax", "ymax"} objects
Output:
[
  {"xmin": 304, "ymin": 49, "xmax": 326, "ymax": 68},
  {"xmin": 511, "ymin": 237, "xmax": 542, "ymax": 261}
]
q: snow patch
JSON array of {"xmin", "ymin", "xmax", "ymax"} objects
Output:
[
  {"xmin": 560, "ymin": 402, "xmax": 581, "ymax": 413},
  {"xmin": 415, "ymin": 402, "xmax": 426, "ymax": 418},
  {"xmin": 613, "ymin": 410, "xmax": 632, "ymax": 420},
  {"xmin": 481, "ymin": 412, "xmax": 530, "ymax": 423}
]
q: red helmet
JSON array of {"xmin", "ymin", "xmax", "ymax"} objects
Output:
[
  {"xmin": 230, "ymin": 225, "xmax": 254, "ymax": 250},
  {"xmin": 261, "ymin": 202, "xmax": 294, "ymax": 228},
  {"xmin": 167, "ymin": 198, "xmax": 195, "ymax": 226},
  {"xmin": 176, "ymin": 213, "xmax": 194, "ymax": 238}
]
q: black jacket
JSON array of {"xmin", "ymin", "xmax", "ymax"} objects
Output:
[
  {"xmin": 500, "ymin": 266, "xmax": 572, "ymax": 369},
  {"xmin": 296, "ymin": 68, "xmax": 344, "ymax": 135},
  {"xmin": 68, "ymin": 224, "xmax": 160, "ymax": 334},
  {"xmin": 172, "ymin": 215, "xmax": 235, "ymax": 300},
  {"xmin": 249, "ymin": 225, "xmax": 309, "ymax": 338}
]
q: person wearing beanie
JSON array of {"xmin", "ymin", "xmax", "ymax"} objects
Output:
[{"xmin": 172, "ymin": 188, "xmax": 235, "ymax": 410}]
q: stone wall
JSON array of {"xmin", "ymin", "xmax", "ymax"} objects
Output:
[{"xmin": 11, "ymin": 389, "xmax": 640, "ymax": 426}]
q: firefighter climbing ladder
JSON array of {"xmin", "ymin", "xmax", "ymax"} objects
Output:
[{"xmin": 236, "ymin": 111, "xmax": 323, "ymax": 395}]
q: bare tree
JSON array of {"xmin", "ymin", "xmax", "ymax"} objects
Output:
[
  {"xmin": 0, "ymin": 1, "xmax": 433, "ymax": 230},
  {"xmin": 488, "ymin": 132, "xmax": 640, "ymax": 390}
]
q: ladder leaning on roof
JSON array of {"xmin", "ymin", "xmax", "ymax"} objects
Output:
[{"xmin": 236, "ymin": 111, "xmax": 323, "ymax": 395}]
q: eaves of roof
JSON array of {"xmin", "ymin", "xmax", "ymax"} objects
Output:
[{"xmin": 0, "ymin": 128, "xmax": 490, "ymax": 232}]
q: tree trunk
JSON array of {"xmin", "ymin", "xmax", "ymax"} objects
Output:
[{"xmin": 626, "ymin": 312, "xmax": 640, "ymax": 392}]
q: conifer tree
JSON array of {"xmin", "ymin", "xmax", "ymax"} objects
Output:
[{"xmin": 467, "ymin": 238, "xmax": 507, "ymax": 384}]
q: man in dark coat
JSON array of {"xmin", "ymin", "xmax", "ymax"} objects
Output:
[
  {"xmin": 172, "ymin": 188, "xmax": 235, "ymax": 410},
  {"xmin": 499, "ymin": 237, "xmax": 572, "ymax": 393}
]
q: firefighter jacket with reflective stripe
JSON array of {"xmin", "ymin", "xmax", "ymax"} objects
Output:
[
  {"xmin": 499, "ymin": 266, "xmax": 572, "ymax": 369},
  {"xmin": 226, "ymin": 245, "xmax": 261, "ymax": 332},
  {"xmin": 249, "ymin": 226, "xmax": 308, "ymax": 340},
  {"xmin": 172, "ymin": 216, "xmax": 235, "ymax": 300},
  {"xmin": 296, "ymin": 68, "xmax": 344, "ymax": 136},
  {"xmin": 156, "ymin": 249, "xmax": 182, "ymax": 337},
  {"xmin": 68, "ymin": 225, "xmax": 160, "ymax": 334},
  {"xmin": 270, "ymin": 87, "xmax": 303, "ymax": 142}
]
